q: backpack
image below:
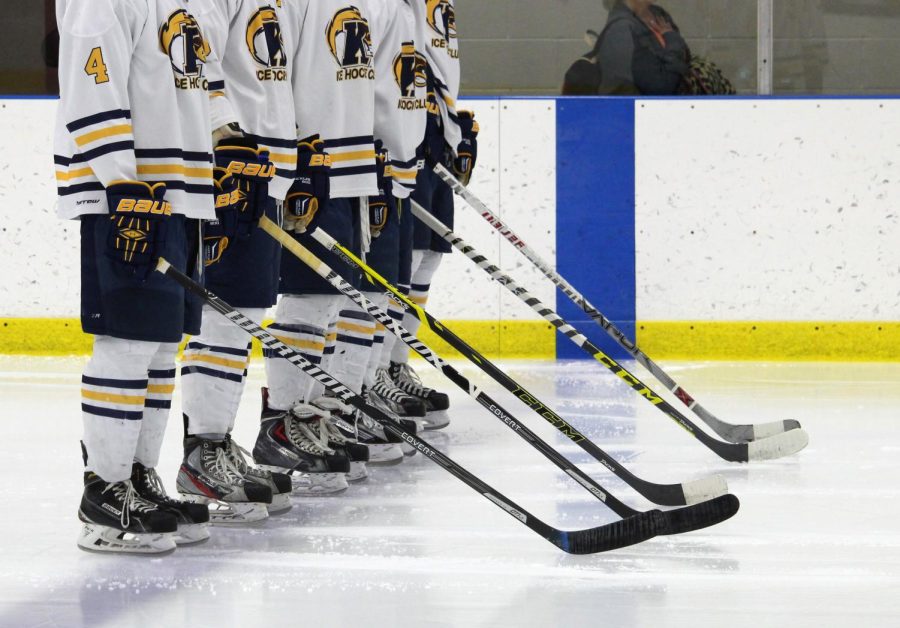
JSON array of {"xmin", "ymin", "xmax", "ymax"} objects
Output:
[{"xmin": 562, "ymin": 30, "xmax": 602, "ymax": 95}]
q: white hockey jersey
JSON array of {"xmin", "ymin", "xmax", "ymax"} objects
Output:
[
  {"xmin": 280, "ymin": 0, "xmax": 378, "ymax": 198},
  {"xmin": 205, "ymin": 0, "xmax": 298, "ymax": 201},
  {"xmin": 410, "ymin": 0, "xmax": 461, "ymax": 153},
  {"xmin": 369, "ymin": 0, "xmax": 427, "ymax": 199},
  {"xmin": 54, "ymin": 0, "xmax": 223, "ymax": 220}
]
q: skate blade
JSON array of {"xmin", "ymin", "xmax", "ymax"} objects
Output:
[
  {"xmin": 290, "ymin": 472, "xmax": 349, "ymax": 496},
  {"xmin": 267, "ymin": 493, "xmax": 294, "ymax": 515},
  {"xmin": 174, "ymin": 523, "xmax": 210, "ymax": 546},
  {"xmin": 77, "ymin": 522, "xmax": 176, "ymax": 556},
  {"xmin": 366, "ymin": 444, "xmax": 405, "ymax": 466},
  {"xmin": 422, "ymin": 411, "xmax": 450, "ymax": 431},
  {"xmin": 178, "ymin": 493, "xmax": 270, "ymax": 526},
  {"xmin": 346, "ymin": 461, "xmax": 369, "ymax": 483}
]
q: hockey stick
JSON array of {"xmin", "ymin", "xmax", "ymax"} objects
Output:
[
  {"xmin": 260, "ymin": 216, "xmax": 739, "ymax": 532},
  {"xmin": 434, "ymin": 163, "xmax": 801, "ymax": 444},
  {"xmin": 307, "ymin": 229, "xmax": 728, "ymax": 506},
  {"xmin": 154, "ymin": 256, "xmax": 661, "ymax": 554},
  {"xmin": 410, "ymin": 200, "xmax": 809, "ymax": 463}
]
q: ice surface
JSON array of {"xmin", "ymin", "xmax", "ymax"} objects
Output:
[{"xmin": 0, "ymin": 356, "xmax": 898, "ymax": 628}]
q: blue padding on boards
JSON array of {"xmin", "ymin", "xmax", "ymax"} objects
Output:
[{"xmin": 555, "ymin": 98, "xmax": 635, "ymax": 361}]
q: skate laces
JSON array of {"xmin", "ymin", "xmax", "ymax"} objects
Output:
[
  {"xmin": 202, "ymin": 441, "xmax": 245, "ymax": 485},
  {"xmin": 224, "ymin": 437, "xmax": 273, "ymax": 480},
  {"xmin": 312, "ymin": 397, "xmax": 359, "ymax": 443},
  {"xmin": 374, "ymin": 369, "xmax": 412, "ymax": 402},
  {"xmin": 104, "ymin": 480, "xmax": 155, "ymax": 529},
  {"xmin": 394, "ymin": 363, "xmax": 432, "ymax": 396},
  {"xmin": 288, "ymin": 404, "xmax": 336, "ymax": 455},
  {"xmin": 142, "ymin": 468, "xmax": 170, "ymax": 501}
]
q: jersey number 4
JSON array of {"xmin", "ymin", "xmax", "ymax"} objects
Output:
[{"xmin": 85, "ymin": 47, "xmax": 110, "ymax": 84}]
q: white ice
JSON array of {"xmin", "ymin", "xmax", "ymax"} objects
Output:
[{"xmin": 0, "ymin": 356, "xmax": 898, "ymax": 628}]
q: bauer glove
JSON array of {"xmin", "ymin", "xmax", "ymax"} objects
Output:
[
  {"xmin": 368, "ymin": 141, "xmax": 395, "ymax": 239},
  {"xmin": 285, "ymin": 135, "xmax": 331, "ymax": 234},
  {"xmin": 203, "ymin": 168, "xmax": 241, "ymax": 266},
  {"xmin": 105, "ymin": 181, "xmax": 172, "ymax": 280},
  {"xmin": 214, "ymin": 137, "xmax": 275, "ymax": 238},
  {"xmin": 452, "ymin": 110, "xmax": 479, "ymax": 186}
]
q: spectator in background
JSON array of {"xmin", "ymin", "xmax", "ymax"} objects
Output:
[{"xmin": 596, "ymin": 0, "xmax": 689, "ymax": 95}]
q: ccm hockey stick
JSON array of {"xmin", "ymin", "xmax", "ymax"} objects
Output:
[
  {"xmin": 154, "ymin": 256, "xmax": 661, "ymax": 554},
  {"xmin": 411, "ymin": 200, "xmax": 809, "ymax": 463},
  {"xmin": 309, "ymin": 228, "xmax": 727, "ymax": 506},
  {"xmin": 260, "ymin": 216, "xmax": 739, "ymax": 532},
  {"xmin": 434, "ymin": 163, "xmax": 801, "ymax": 444}
]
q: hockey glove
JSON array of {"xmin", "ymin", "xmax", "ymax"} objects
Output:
[
  {"xmin": 452, "ymin": 110, "xmax": 479, "ymax": 186},
  {"xmin": 203, "ymin": 168, "xmax": 241, "ymax": 266},
  {"xmin": 284, "ymin": 135, "xmax": 331, "ymax": 234},
  {"xmin": 105, "ymin": 181, "xmax": 171, "ymax": 280},
  {"xmin": 214, "ymin": 137, "xmax": 275, "ymax": 238},
  {"xmin": 368, "ymin": 141, "xmax": 395, "ymax": 239}
]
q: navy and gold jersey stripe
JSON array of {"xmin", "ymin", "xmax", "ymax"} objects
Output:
[{"xmin": 66, "ymin": 109, "xmax": 132, "ymax": 133}]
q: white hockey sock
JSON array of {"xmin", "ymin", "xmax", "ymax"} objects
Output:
[
  {"xmin": 363, "ymin": 292, "xmax": 391, "ymax": 386},
  {"xmin": 266, "ymin": 294, "xmax": 340, "ymax": 411},
  {"xmin": 181, "ymin": 305, "xmax": 263, "ymax": 436},
  {"xmin": 313, "ymin": 298, "xmax": 377, "ymax": 397},
  {"xmin": 380, "ymin": 290, "xmax": 407, "ymax": 369},
  {"xmin": 82, "ymin": 336, "xmax": 159, "ymax": 483},
  {"xmin": 134, "ymin": 342, "xmax": 179, "ymax": 469},
  {"xmin": 391, "ymin": 249, "xmax": 443, "ymax": 365}
]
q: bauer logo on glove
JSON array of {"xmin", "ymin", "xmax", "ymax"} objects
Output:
[
  {"xmin": 284, "ymin": 135, "xmax": 331, "ymax": 234},
  {"xmin": 452, "ymin": 110, "xmax": 479, "ymax": 186},
  {"xmin": 105, "ymin": 181, "xmax": 170, "ymax": 279},
  {"xmin": 214, "ymin": 137, "xmax": 275, "ymax": 238}
]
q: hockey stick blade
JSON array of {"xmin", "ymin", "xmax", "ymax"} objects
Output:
[
  {"xmin": 747, "ymin": 427, "xmax": 810, "ymax": 461},
  {"xmin": 435, "ymin": 163, "xmax": 804, "ymax": 444},
  {"xmin": 153, "ymin": 257, "xmax": 661, "ymax": 554},
  {"xmin": 658, "ymin": 494, "xmax": 740, "ymax": 536},
  {"xmin": 411, "ymin": 200, "xmax": 809, "ymax": 463}
]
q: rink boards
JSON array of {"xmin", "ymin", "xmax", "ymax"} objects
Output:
[{"xmin": 0, "ymin": 96, "xmax": 898, "ymax": 360}]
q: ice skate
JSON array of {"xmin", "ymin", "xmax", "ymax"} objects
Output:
[
  {"xmin": 253, "ymin": 388, "xmax": 351, "ymax": 496},
  {"xmin": 222, "ymin": 435, "xmax": 294, "ymax": 515},
  {"xmin": 131, "ymin": 462, "xmax": 210, "ymax": 545},
  {"xmin": 370, "ymin": 368, "xmax": 426, "ymax": 417},
  {"xmin": 177, "ymin": 436, "xmax": 273, "ymax": 525},
  {"xmin": 311, "ymin": 396, "xmax": 370, "ymax": 482},
  {"xmin": 363, "ymin": 386, "xmax": 420, "ymax": 458},
  {"xmin": 389, "ymin": 361, "xmax": 451, "ymax": 430},
  {"xmin": 77, "ymin": 473, "xmax": 177, "ymax": 555}
]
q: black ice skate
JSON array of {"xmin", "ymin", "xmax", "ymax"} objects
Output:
[
  {"xmin": 132, "ymin": 462, "xmax": 210, "ymax": 545},
  {"xmin": 362, "ymin": 386, "xmax": 420, "ymax": 459},
  {"xmin": 370, "ymin": 368, "xmax": 426, "ymax": 417},
  {"xmin": 311, "ymin": 396, "xmax": 370, "ymax": 482},
  {"xmin": 177, "ymin": 436, "xmax": 273, "ymax": 525},
  {"xmin": 389, "ymin": 361, "xmax": 451, "ymax": 430},
  {"xmin": 222, "ymin": 434, "xmax": 294, "ymax": 515},
  {"xmin": 253, "ymin": 388, "xmax": 351, "ymax": 496},
  {"xmin": 77, "ymin": 472, "xmax": 177, "ymax": 555}
]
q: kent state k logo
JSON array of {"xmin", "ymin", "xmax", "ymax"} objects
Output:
[
  {"xmin": 159, "ymin": 9, "xmax": 211, "ymax": 89},
  {"xmin": 393, "ymin": 43, "xmax": 428, "ymax": 110},
  {"xmin": 326, "ymin": 6, "xmax": 375, "ymax": 81},
  {"xmin": 247, "ymin": 6, "xmax": 288, "ymax": 81},
  {"xmin": 426, "ymin": 0, "xmax": 456, "ymax": 41}
]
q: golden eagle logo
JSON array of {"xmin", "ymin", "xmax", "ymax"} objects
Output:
[
  {"xmin": 426, "ymin": 0, "xmax": 456, "ymax": 40},
  {"xmin": 159, "ymin": 10, "xmax": 210, "ymax": 78},
  {"xmin": 326, "ymin": 6, "xmax": 373, "ymax": 69},
  {"xmin": 246, "ymin": 7, "xmax": 287, "ymax": 68}
]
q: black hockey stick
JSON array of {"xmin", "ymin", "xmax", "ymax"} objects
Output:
[
  {"xmin": 260, "ymin": 217, "xmax": 739, "ymax": 533},
  {"xmin": 411, "ymin": 200, "xmax": 809, "ymax": 463},
  {"xmin": 308, "ymin": 229, "xmax": 728, "ymax": 506},
  {"xmin": 154, "ymin": 257, "xmax": 661, "ymax": 554},
  {"xmin": 434, "ymin": 163, "xmax": 802, "ymax": 444}
]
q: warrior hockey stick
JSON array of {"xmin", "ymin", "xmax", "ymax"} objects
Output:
[
  {"xmin": 434, "ymin": 163, "xmax": 801, "ymax": 444},
  {"xmin": 410, "ymin": 200, "xmax": 809, "ymax": 463},
  {"xmin": 260, "ymin": 217, "xmax": 739, "ymax": 532},
  {"xmin": 308, "ymin": 229, "xmax": 727, "ymax": 506},
  {"xmin": 154, "ymin": 257, "xmax": 660, "ymax": 554}
]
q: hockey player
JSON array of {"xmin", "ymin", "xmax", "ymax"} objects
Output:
[
  {"xmin": 56, "ymin": 0, "xmax": 233, "ymax": 553},
  {"xmin": 361, "ymin": 0, "xmax": 432, "ymax": 422},
  {"xmin": 261, "ymin": 0, "xmax": 408, "ymax": 473},
  {"xmin": 388, "ymin": 0, "xmax": 479, "ymax": 425},
  {"xmin": 173, "ymin": 0, "xmax": 306, "ymax": 522}
]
